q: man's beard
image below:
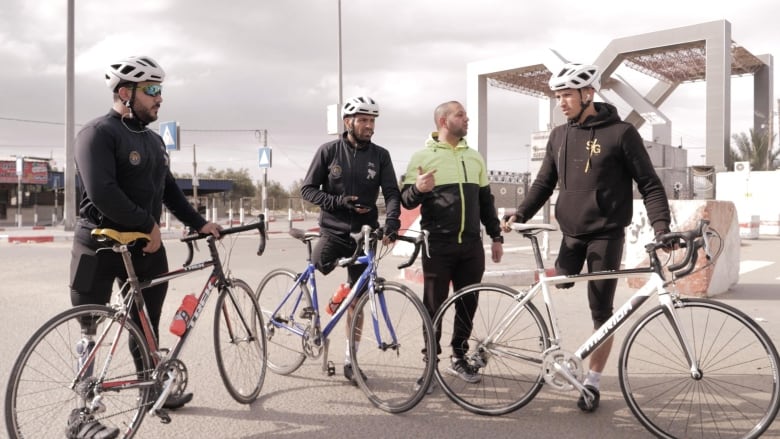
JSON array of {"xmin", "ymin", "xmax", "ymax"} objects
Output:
[{"xmin": 134, "ymin": 105, "xmax": 158, "ymax": 124}]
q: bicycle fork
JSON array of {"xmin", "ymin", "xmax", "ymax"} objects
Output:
[{"xmin": 657, "ymin": 292, "xmax": 702, "ymax": 379}]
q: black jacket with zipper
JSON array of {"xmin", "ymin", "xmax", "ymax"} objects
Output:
[
  {"xmin": 300, "ymin": 132, "xmax": 401, "ymax": 238},
  {"xmin": 75, "ymin": 109, "xmax": 205, "ymax": 234}
]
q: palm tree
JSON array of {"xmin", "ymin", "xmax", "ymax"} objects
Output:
[{"xmin": 730, "ymin": 128, "xmax": 779, "ymax": 171}]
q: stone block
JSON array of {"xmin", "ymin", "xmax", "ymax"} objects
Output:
[{"xmin": 625, "ymin": 200, "xmax": 739, "ymax": 297}]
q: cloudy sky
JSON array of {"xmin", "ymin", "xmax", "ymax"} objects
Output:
[{"xmin": 1, "ymin": 0, "xmax": 778, "ymax": 189}]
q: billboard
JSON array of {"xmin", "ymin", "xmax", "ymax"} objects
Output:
[{"xmin": 0, "ymin": 160, "xmax": 49, "ymax": 184}]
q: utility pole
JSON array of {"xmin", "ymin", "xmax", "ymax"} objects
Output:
[
  {"xmin": 261, "ymin": 129, "xmax": 268, "ymax": 222},
  {"xmin": 192, "ymin": 144, "xmax": 199, "ymax": 210},
  {"xmin": 16, "ymin": 157, "xmax": 22, "ymax": 228},
  {"xmin": 63, "ymin": 0, "xmax": 76, "ymax": 230},
  {"xmin": 337, "ymin": 0, "xmax": 344, "ymax": 133}
]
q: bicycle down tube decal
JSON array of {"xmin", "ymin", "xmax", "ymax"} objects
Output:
[{"xmin": 576, "ymin": 285, "xmax": 653, "ymax": 358}]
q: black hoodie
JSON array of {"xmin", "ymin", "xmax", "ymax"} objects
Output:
[{"xmin": 516, "ymin": 102, "xmax": 670, "ymax": 237}]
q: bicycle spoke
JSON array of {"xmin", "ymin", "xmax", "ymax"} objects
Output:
[{"xmin": 620, "ymin": 299, "xmax": 780, "ymax": 439}]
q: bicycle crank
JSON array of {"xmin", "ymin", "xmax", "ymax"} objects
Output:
[{"xmin": 541, "ymin": 349, "xmax": 583, "ymax": 391}]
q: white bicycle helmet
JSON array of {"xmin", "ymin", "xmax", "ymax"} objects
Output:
[
  {"xmin": 548, "ymin": 63, "xmax": 600, "ymax": 91},
  {"xmin": 105, "ymin": 56, "xmax": 165, "ymax": 92},
  {"xmin": 343, "ymin": 96, "xmax": 379, "ymax": 117}
]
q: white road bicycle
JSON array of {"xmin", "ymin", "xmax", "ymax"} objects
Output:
[{"xmin": 432, "ymin": 220, "xmax": 779, "ymax": 439}]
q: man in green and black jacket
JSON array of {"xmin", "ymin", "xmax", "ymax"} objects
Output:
[{"xmin": 401, "ymin": 101, "xmax": 503, "ymax": 387}]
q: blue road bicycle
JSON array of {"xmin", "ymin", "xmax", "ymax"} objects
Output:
[{"xmin": 255, "ymin": 225, "xmax": 435, "ymax": 413}]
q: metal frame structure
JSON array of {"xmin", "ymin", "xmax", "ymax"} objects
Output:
[{"xmin": 466, "ymin": 20, "xmax": 773, "ymax": 171}]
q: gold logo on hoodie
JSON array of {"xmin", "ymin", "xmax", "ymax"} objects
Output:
[{"xmin": 585, "ymin": 139, "xmax": 601, "ymax": 173}]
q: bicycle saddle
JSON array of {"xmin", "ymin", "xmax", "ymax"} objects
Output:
[
  {"xmin": 91, "ymin": 228, "xmax": 151, "ymax": 245},
  {"xmin": 289, "ymin": 228, "xmax": 321, "ymax": 243},
  {"xmin": 510, "ymin": 224, "xmax": 557, "ymax": 234}
]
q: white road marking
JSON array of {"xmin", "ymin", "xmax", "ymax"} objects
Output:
[{"xmin": 740, "ymin": 260, "xmax": 773, "ymax": 275}]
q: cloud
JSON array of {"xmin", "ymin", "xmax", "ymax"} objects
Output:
[{"xmin": 1, "ymin": 0, "xmax": 778, "ymax": 189}]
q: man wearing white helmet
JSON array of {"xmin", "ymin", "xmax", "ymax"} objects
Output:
[
  {"xmin": 502, "ymin": 63, "xmax": 670, "ymax": 412},
  {"xmin": 67, "ymin": 56, "xmax": 220, "ymax": 438},
  {"xmin": 300, "ymin": 96, "xmax": 401, "ymax": 384}
]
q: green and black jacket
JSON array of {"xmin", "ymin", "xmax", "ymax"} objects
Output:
[{"xmin": 401, "ymin": 133, "xmax": 501, "ymax": 244}]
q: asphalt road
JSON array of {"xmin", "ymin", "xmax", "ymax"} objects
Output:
[{"xmin": 2, "ymin": 229, "xmax": 779, "ymax": 438}]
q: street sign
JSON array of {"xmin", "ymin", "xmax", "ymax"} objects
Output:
[
  {"xmin": 327, "ymin": 104, "xmax": 339, "ymax": 135},
  {"xmin": 258, "ymin": 147, "xmax": 272, "ymax": 168},
  {"xmin": 159, "ymin": 120, "xmax": 179, "ymax": 151}
]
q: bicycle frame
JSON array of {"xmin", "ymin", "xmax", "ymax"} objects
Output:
[
  {"xmin": 74, "ymin": 222, "xmax": 265, "ymax": 411},
  {"xmin": 267, "ymin": 229, "xmax": 391, "ymax": 350},
  {"xmin": 486, "ymin": 231, "xmax": 702, "ymax": 390}
]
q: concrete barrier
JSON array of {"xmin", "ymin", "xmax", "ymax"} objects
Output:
[
  {"xmin": 625, "ymin": 200, "xmax": 740, "ymax": 297},
  {"xmin": 739, "ymin": 215, "xmax": 760, "ymax": 239}
]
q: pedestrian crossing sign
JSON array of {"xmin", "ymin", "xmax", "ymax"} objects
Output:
[
  {"xmin": 258, "ymin": 147, "xmax": 272, "ymax": 168},
  {"xmin": 159, "ymin": 121, "xmax": 179, "ymax": 151}
]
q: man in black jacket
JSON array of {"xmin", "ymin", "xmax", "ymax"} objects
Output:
[
  {"xmin": 300, "ymin": 96, "xmax": 401, "ymax": 384},
  {"xmin": 68, "ymin": 56, "xmax": 220, "ymax": 438},
  {"xmin": 502, "ymin": 63, "xmax": 671, "ymax": 412}
]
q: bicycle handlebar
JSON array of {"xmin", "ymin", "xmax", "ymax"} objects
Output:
[
  {"xmin": 180, "ymin": 215, "xmax": 267, "ymax": 266},
  {"xmin": 337, "ymin": 225, "xmax": 430, "ymax": 269},
  {"xmin": 645, "ymin": 219, "xmax": 717, "ymax": 277},
  {"xmin": 395, "ymin": 230, "xmax": 430, "ymax": 269}
]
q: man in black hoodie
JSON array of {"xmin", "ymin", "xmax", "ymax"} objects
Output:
[{"xmin": 502, "ymin": 63, "xmax": 670, "ymax": 412}]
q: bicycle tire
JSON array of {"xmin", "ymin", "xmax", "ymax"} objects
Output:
[
  {"xmin": 349, "ymin": 281, "xmax": 436, "ymax": 413},
  {"xmin": 433, "ymin": 283, "xmax": 549, "ymax": 416},
  {"xmin": 255, "ymin": 268, "xmax": 311, "ymax": 375},
  {"xmin": 214, "ymin": 278, "xmax": 268, "ymax": 404},
  {"xmin": 5, "ymin": 304, "xmax": 153, "ymax": 439},
  {"xmin": 619, "ymin": 298, "xmax": 780, "ymax": 439}
]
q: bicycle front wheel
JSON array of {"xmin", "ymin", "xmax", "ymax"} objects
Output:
[
  {"xmin": 214, "ymin": 278, "xmax": 267, "ymax": 404},
  {"xmin": 433, "ymin": 283, "xmax": 549, "ymax": 416},
  {"xmin": 620, "ymin": 298, "xmax": 780, "ymax": 439},
  {"xmin": 255, "ymin": 268, "xmax": 311, "ymax": 375},
  {"xmin": 349, "ymin": 281, "xmax": 435, "ymax": 413},
  {"xmin": 5, "ymin": 304, "xmax": 153, "ymax": 439}
]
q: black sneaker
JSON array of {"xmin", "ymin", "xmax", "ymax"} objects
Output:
[
  {"xmin": 577, "ymin": 385, "xmax": 600, "ymax": 412},
  {"xmin": 414, "ymin": 377, "xmax": 436, "ymax": 394},
  {"xmin": 343, "ymin": 363, "xmax": 366, "ymax": 385},
  {"xmin": 66, "ymin": 408, "xmax": 119, "ymax": 439},
  {"xmin": 447, "ymin": 358, "xmax": 481, "ymax": 383},
  {"xmin": 162, "ymin": 392, "xmax": 193, "ymax": 410}
]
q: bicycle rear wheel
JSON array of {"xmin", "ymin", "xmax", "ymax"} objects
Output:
[
  {"xmin": 620, "ymin": 298, "xmax": 780, "ymax": 439},
  {"xmin": 214, "ymin": 278, "xmax": 267, "ymax": 404},
  {"xmin": 255, "ymin": 268, "xmax": 311, "ymax": 375},
  {"xmin": 433, "ymin": 283, "xmax": 549, "ymax": 416},
  {"xmin": 349, "ymin": 281, "xmax": 435, "ymax": 413},
  {"xmin": 5, "ymin": 304, "xmax": 153, "ymax": 439}
]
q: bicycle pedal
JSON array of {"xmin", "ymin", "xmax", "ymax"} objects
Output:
[
  {"xmin": 299, "ymin": 306, "xmax": 314, "ymax": 319},
  {"xmin": 327, "ymin": 360, "xmax": 336, "ymax": 376},
  {"xmin": 156, "ymin": 409, "xmax": 171, "ymax": 424}
]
